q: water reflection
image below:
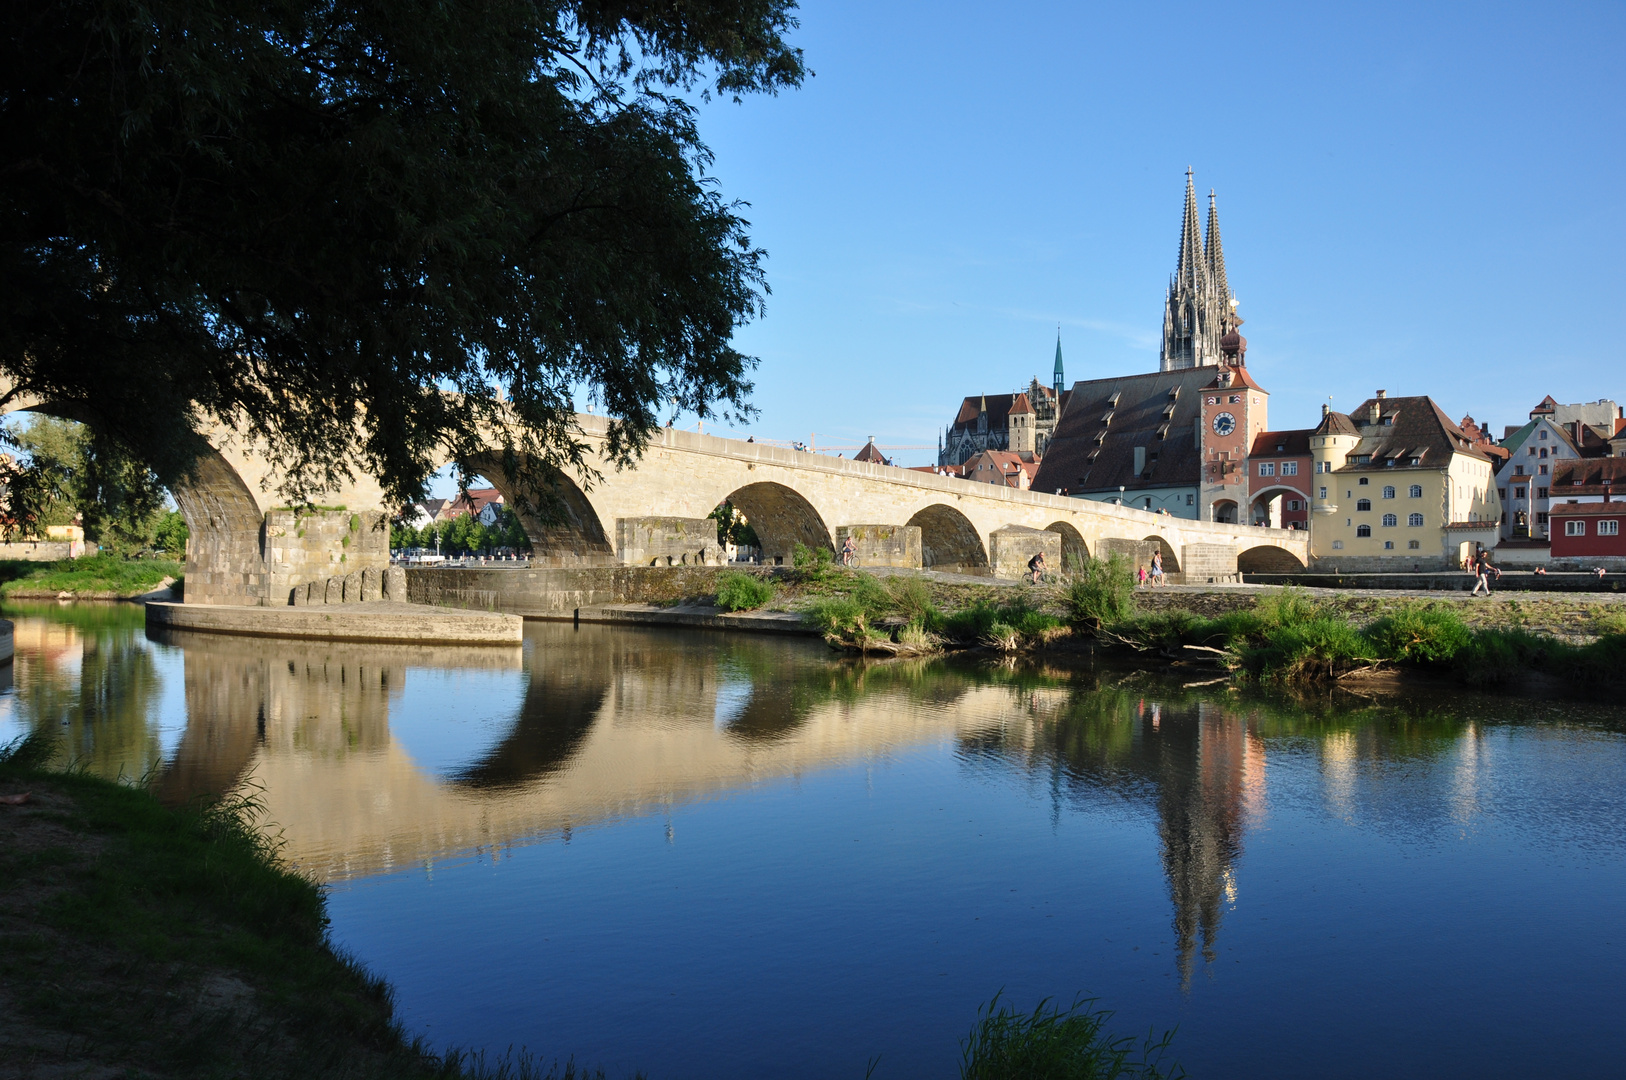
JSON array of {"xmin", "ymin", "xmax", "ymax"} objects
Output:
[{"xmin": 3, "ymin": 604, "xmax": 1624, "ymax": 1004}]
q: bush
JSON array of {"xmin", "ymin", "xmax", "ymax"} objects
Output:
[
  {"xmin": 807, "ymin": 596, "xmax": 868, "ymax": 638},
  {"xmin": 1364, "ymin": 605, "xmax": 1474, "ymax": 665},
  {"xmin": 1237, "ymin": 616, "xmax": 1376, "ymax": 681},
  {"xmin": 792, "ymin": 541, "xmax": 832, "ymax": 569},
  {"xmin": 960, "ymin": 993, "xmax": 1183, "ymax": 1080},
  {"xmin": 1065, "ymin": 556, "xmax": 1137, "ymax": 629},
  {"xmin": 884, "ymin": 575, "xmax": 939, "ymax": 625},
  {"xmin": 715, "ymin": 571, "xmax": 774, "ymax": 612}
]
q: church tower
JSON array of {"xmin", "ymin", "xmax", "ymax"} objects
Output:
[{"xmin": 1159, "ymin": 171, "xmax": 1241, "ymax": 372}]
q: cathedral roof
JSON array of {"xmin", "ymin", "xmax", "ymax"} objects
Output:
[{"xmin": 1032, "ymin": 366, "xmax": 1224, "ymax": 496}]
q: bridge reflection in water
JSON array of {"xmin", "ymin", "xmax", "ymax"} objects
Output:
[{"xmin": 2, "ymin": 610, "xmax": 1481, "ymax": 988}]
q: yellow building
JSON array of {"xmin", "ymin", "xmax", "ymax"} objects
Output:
[{"xmin": 1309, "ymin": 392, "xmax": 1500, "ymax": 570}]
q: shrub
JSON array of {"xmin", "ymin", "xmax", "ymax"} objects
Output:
[
  {"xmin": 715, "ymin": 571, "xmax": 774, "ymax": 612},
  {"xmin": 807, "ymin": 596, "xmax": 867, "ymax": 638},
  {"xmin": 1364, "ymin": 605, "xmax": 1473, "ymax": 665},
  {"xmin": 1237, "ymin": 616, "xmax": 1375, "ymax": 681},
  {"xmin": 1252, "ymin": 587, "xmax": 1320, "ymax": 629},
  {"xmin": 960, "ymin": 993, "xmax": 1184, "ymax": 1080},
  {"xmin": 1065, "ymin": 555, "xmax": 1137, "ymax": 629},
  {"xmin": 792, "ymin": 541, "xmax": 832, "ymax": 569},
  {"xmin": 884, "ymin": 575, "xmax": 939, "ymax": 625}
]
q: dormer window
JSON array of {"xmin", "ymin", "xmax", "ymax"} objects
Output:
[
  {"xmin": 1383, "ymin": 416, "xmax": 1393, "ymax": 425},
  {"xmin": 1410, "ymin": 457, "xmax": 1421, "ymax": 466}
]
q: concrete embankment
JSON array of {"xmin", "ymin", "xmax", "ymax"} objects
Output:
[
  {"xmin": 144, "ymin": 601, "xmax": 522, "ymax": 645},
  {"xmin": 406, "ymin": 564, "xmax": 757, "ymax": 617},
  {"xmin": 1247, "ymin": 571, "xmax": 1626, "ymax": 593},
  {"xmin": 574, "ymin": 602, "xmax": 818, "ymax": 635}
]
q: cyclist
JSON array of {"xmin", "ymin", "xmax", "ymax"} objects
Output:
[
  {"xmin": 841, "ymin": 535, "xmax": 857, "ymax": 568},
  {"xmin": 1026, "ymin": 551, "xmax": 1047, "ymax": 585}
]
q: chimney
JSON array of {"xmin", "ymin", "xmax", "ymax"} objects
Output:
[
  {"xmin": 1321, "ymin": 403, "xmax": 1329, "ymax": 418},
  {"xmin": 1376, "ymin": 389, "xmax": 1387, "ymax": 399},
  {"xmin": 1368, "ymin": 399, "xmax": 1381, "ymax": 425}
]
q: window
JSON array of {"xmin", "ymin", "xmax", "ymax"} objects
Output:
[
  {"xmin": 1382, "ymin": 514, "xmax": 1398, "ymax": 527},
  {"xmin": 1186, "ymin": 494, "xmax": 1194, "ymax": 506},
  {"xmin": 1408, "ymin": 540, "xmax": 1420, "ymax": 549},
  {"xmin": 1357, "ymin": 498, "xmax": 1372, "ymax": 511},
  {"xmin": 1356, "ymin": 525, "xmax": 1372, "ymax": 537},
  {"xmin": 1229, "ymin": 395, "xmax": 1240, "ymax": 404},
  {"xmin": 1410, "ymin": 485, "xmax": 1423, "ymax": 498},
  {"xmin": 1515, "ymin": 488, "xmax": 1526, "ymax": 499},
  {"xmin": 1385, "ymin": 458, "xmax": 1396, "ymax": 466},
  {"xmin": 1539, "ymin": 429, "xmax": 1548, "ymax": 440},
  {"xmin": 1259, "ymin": 462, "xmax": 1275, "ymax": 476},
  {"xmin": 1537, "ymin": 512, "xmax": 1548, "ymax": 527},
  {"xmin": 1528, "ymin": 447, "xmax": 1537, "ymax": 456},
  {"xmin": 1514, "ymin": 465, "xmax": 1524, "ymax": 475},
  {"xmin": 1538, "ymin": 486, "xmax": 1549, "ymax": 499},
  {"xmin": 1601, "ymin": 520, "xmax": 1621, "ymax": 536},
  {"xmin": 1282, "ymin": 462, "xmax": 1298, "ymax": 476},
  {"xmin": 1144, "ymin": 498, "xmax": 1152, "ymax": 510},
  {"xmin": 1332, "ymin": 540, "xmax": 1344, "ymax": 550},
  {"xmin": 1497, "ymin": 487, "xmax": 1506, "ymax": 499},
  {"xmin": 1359, "ymin": 476, "xmax": 1369, "ymax": 485},
  {"xmin": 1408, "ymin": 513, "xmax": 1424, "ymax": 527},
  {"xmin": 1409, "ymin": 457, "xmax": 1421, "ymax": 466},
  {"xmin": 1383, "ymin": 416, "xmax": 1394, "ymax": 425},
  {"xmin": 1382, "ymin": 486, "xmax": 1395, "ymax": 499},
  {"xmin": 1316, "ymin": 461, "xmax": 1330, "ymax": 473},
  {"xmin": 1384, "ymin": 541, "xmax": 1394, "ymax": 549},
  {"xmin": 1539, "ymin": 465, "xmax": 1548, "ymax": 476},
  {"xmin": 1319, "ymin": 487, "xmax": 1328, "ymax": 500},
  {"xmin": 1539, "ymin": 447, "xmax": 1548, "ymax": 458},
  {"xmin": 1207, "ymin": 396, "xmax": 1218, "ymax": 405},
  {"xmin": 1289, "ymin": 500, "xmax": 1302, "ymax": 511},
  {"xmin": 1565, "ymin": 520, "xmax": 1586, "ymax": 536}
]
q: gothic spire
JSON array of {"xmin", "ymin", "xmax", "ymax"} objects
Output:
[
  {"xmin": 1177, "ymin": 168, "xmax": 1207, "ymax": 293},
  {"xmin": 1205, "ymin": 189, "xmax": 1229, "ymax": 307}
]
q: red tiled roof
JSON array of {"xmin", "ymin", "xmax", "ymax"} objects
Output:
[
  {"xmin": 1548, "ymin": 502, "xmax": 1626, "ymax": 517},
  {"xmin": 1007, "ymin": 393, "xmax": 1034, "ymax": 415},
  {"xmin": 1250, "ymin": 430, "xmax": 1313, "ymax": 457}
]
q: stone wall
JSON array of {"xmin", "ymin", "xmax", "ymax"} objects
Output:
[
  {"xmin": 615, "ymin": 517, "xmax": 724, "ymax": 567},
  {"xmin": 0, "ymin": 541, "xmax": 76, "ymax": 562},
  {"xmin": 183, "ymin": 518, "xmax": 268, "ymax": 606},
  {"xmin": 265, "ymin": 509, "xmax": 390, "ymax": 603},
  {"xmin": 989, "ymin": 526, "xmax": 1061, "ymax": 579},
  {"xmin": 1308, "ymin": 555, "xmax": 1457, "ymax": 573},
  {"xmin": 407, "ymin": 565, "xmax": 760, "ymax": 617},
  {"xmin": 1181, "ymin": 543, "xmax": 1242, "ymax": 584},
  {"xmin": 836, "ymin": 525, "xmax": 921, "ymax": 568}
]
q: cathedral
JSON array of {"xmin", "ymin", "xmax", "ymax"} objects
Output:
[{"xmin": 1159, "ymin": 168, "xmax": 1244, "ymax": 372}]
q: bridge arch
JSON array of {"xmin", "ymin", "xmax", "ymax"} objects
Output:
[
  {"xmin": 722, "ymin": 481, "xmax": 832, "ymax": 565},
  {"xmin": 459, "ymin": 452, "xmax": 614, "ymax": 565},
  {"xmin": 1045, "ymin": 521, "xmax": 1090, "ymax": 569},
  {"xmin": 1237, "ymin": 544, "xmax": 1308, "ymax": 574},
  {"xmin": 1143, "ymin": 534, "xmax": 1182, "ymax": 575},
  {"xmin": 907, "ymin": 504, "xmax": 988, "ymax": 574}
]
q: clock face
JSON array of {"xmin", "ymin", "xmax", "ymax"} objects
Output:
[{"xmin": 1212, "ymin": 412, "xmax": 1237, "ymax": 436}]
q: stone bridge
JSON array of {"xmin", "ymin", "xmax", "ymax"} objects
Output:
[{"xmin": 0, "ymin": 395, "xmax": 1309, "ymax": 603}]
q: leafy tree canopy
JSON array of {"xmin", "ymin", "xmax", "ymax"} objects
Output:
[
  {"xmin": 9, "ymin": 414, "xmax": 172, "ymax": 552},
  {"xmin": 1, "ymin": 0, "xmax": 804, "ymax": 513}
]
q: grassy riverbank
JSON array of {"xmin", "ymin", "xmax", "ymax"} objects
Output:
[
  {"xmin": 719, "ymin": 550, "xmax": 1626, "ymax": 688},
  {"xmin": 0, "ymin": 553, "xmax": 181, "ymax": 598},
  {"xmin": 0, "ymin": 733, "xmax": 1181, "ymax": 1079}
]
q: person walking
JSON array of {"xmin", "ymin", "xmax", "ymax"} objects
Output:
[
  {"xmin": 1150, "ymin": 551, "xmax": 1165, "ymax": 586},
  {"xmin": 1137, "ymin": 564, "xmax": 1148, "ymax": 588},
  {"xmin": 1471, "ymin": 549, "xmax": 1492, "ymax": 596}
]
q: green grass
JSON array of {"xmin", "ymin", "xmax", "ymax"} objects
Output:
[
  {"xmin": 0, "ymin": 734, "xmax": 636, "ymax": 1079},
  {"xmin": 960, "ymin": 993, "xmax": 1184, "ymax": 1080},
  {"xmin": 1063, "ymin": 555, "xmax": 1138, "ymax": 629},
  {"xmin": 0, "ymin": 553, "xmax": 182, "ymax": 597},
  {"xmin": 715, "ymin": 570, "xmax": 775, "ymax": 612},
  {"xmin": 804, "ymin": 572, "xmax": 1061, "ymax": 654}
]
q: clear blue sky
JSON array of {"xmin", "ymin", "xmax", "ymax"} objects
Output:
[{"xmin": 658, "ymin": 0, "xmax": 1625, "ymax": 467}]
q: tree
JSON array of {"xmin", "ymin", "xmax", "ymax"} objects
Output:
[
  {"xmin": 709, "ymin": 500, "xmax": 759, "ymax": 547},
  {"xmin": 1, "ymin": 0, "xmax": 805, "ymax": 520},
  {"xmin": 9, "ymin": 414, "xmax": 168, "ymax": 552},
  {"xmin": 153, "ymin": 510, "xmax": 189, "ymax": 555}
]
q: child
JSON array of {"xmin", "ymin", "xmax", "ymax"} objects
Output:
[{"xmin": 1137, "ymin": 564, "xmax": 1148, "ymax": 588}]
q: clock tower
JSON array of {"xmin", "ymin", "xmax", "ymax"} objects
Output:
[{"xmin": 1197, "ymin": 340, "xmax": 1267, "ymax": 522}]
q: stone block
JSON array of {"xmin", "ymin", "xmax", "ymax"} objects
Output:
[
  {"xmin": 616, "ymin": 517, "xmax": 723, "ymax": 567},
  {"xmin": 835, "ymin": 525, "xmax": 921, "ymax": 568},
  {"xmin": 324, "ymin": 577, "xmax": 343, "ymax": 604},
  {"xmin": 360, "ymin": 567, "xmax": 381, "ymax": 602},
  {"xmin": 989, "ymin": 525, "xmax": 1061, "ymax": 580},
  {"xmin": 342, "ymin": 571, "xmax": 363, "ymax": 602},
  {"xmin": 1181, "ymin": 543, "xmax": 1239, "ymax": 584},
  {"xmin": 383, "ymin": 566, "xmax": 408, "ymax": 602}
]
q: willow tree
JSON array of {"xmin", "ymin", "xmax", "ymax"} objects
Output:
[{"xmin": 0, "ymin": 0, "xmax": 803, "ymax": 516}]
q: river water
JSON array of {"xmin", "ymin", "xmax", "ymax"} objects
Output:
[{"xmin": 2, "ymin": 601, "xmax": 1623, "ymax": 1078}]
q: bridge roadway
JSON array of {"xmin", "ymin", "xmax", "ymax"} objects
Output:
[{"xmin": 0, "ymin": 387, "xmax": 1308, "ymax": 602}]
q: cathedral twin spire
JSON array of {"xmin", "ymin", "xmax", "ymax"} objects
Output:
[{"xmin": 1160, "ymin": 169, "xmax": 1239, "ymax": 372}]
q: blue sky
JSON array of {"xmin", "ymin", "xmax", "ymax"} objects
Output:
[{"xmin": 648, "ymin": 0, "xmax": 1626, "ymax": 467}]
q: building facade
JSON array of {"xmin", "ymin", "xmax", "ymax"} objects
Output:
[
  {"xmin": 1309, "ymin": 393, "xmax": 1500, "ymax": 570},
  {"xmin": 1549, "ymin": 502, "xmax": 1626, "ymax": 562},
  {"xmin": 1246, "ymin": 430, "xmax": 1313, "ymax": 529},
  {"xmin": 938, "ymin": 338, "xmax": 1071, "ymax": 467}
]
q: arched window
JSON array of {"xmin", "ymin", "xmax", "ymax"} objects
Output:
[
  {"xmin": 1356, "ymin": 524, "xmax": 1371, "ymax": 537},
  {"xmin": 1382, "ymin": 486, "xmax": 1395, "ymax": 499},
  {"xmin": 1408, "ymin": 513, "xmax": 1424, "ymax": 527},
  {"xmin": 1409, "ymin": 484, "xmax": 1423, "ymax": 498},
  {"xmin": 1358, "ymin": 477, "xmax": 1369, "ymax": 485},
  {"xmin": 1382, "ymin": 513, "xmax": 1397, "ymax": 527},
  {"xmin": 1356, "ymin": 499, "xmax": 1371, "ymax": 512}
]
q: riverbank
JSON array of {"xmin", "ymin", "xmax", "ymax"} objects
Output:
[{"xmin": 0, "ymin": 554, "xmax": 182, "ymax": 600}]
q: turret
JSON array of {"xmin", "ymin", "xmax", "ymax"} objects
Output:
[{"xmin": 1311, "ymin": 403, "xmax": 1360, "ymax": 514}]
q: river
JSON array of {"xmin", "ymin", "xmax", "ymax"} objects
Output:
[{"xmin": 2, "ymin": 601, "xmax": 1623, "ymax": 1079}]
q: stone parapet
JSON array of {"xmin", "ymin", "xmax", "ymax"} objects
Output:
[
  {"xmin": 989, "ymin": 526, "xmax": 1061, "ymax": 579},
  {"xmin": 616, "ymin": 517, "xmax": 724, "ymax": 567}
]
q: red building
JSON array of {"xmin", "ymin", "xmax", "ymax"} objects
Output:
[
  {"xmin": 1549, "ymin": 502, "xmax": 1626, "ymax": 559},
  {"xmin": 1246, "ymin": 429, "xmax": 1312, "ymax": 529}
]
